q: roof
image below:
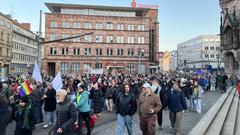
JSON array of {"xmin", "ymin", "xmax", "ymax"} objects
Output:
[{"xmin": 45, "ymin": 2, "xmax": 156, "ymax": 13}]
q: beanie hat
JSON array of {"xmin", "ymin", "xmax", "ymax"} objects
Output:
[
  {"xmin": 77, "ymin": 83, "xmax": 85, "ymax": 90},
  {"xmin": 20, "ymin": 96, "xmax": 29, "ymax": 103}
]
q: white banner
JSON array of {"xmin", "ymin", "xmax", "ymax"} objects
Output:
[
  {"xmin": 32, "ymin": 62, "xmax": 43, "ymax": 84},
  {"xmin": 90, "ymin": 68, "xmax": 104, "ymax": 75},
  {"xmin": 51, "ymin": 71, "xmax": 63, "ymax": 91}
]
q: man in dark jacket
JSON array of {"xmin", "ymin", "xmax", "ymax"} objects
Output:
[
  {"xmin": 167, "ymin": 82, "xmax": 187, "ymax": 135},
  {"xmin": 43, "ymin": 83, "xmax": 56, "ymax": 128},
  {"xmin": 1, "ymin": 82, "xmax": 13, "ymax": 104},
  {"xmin": 53, "ymin": 89, "xmax": 77, "ymax": 135},
  {"xmin": 115, "ymin": 84, "xmax": 137, "ymax": 135},
  {"xmin": 31, "ymin": 83, "xmax": 45, "ymax": 124},
  {"xmin": 0, "ymin": 94, "xmax": 12, "ymax": 135}
]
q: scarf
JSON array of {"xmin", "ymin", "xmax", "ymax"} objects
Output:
[{"xmin": 19, "ymin": 103, "xmax": 32, "ymax": 128}]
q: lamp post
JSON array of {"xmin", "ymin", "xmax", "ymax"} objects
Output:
[
  {"xmin": 138, "ymin": 49, "xmax": 144, "ymax": 74},
  {"xmin": 96, "ymin": 57, "xmax": 99, "ymax": 69}
]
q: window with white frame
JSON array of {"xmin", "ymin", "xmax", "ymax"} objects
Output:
[
  {"xmin": 116, "ymin": 36, "xmax": 124, "ymax": 43},
  {"xmin": 96, "ymin": 48, "xmax": 102, "ymax": 56},
  {"xmin": 62, "ymin": 48, "xmax": 68, "ymax": 55},
  {"xmin": 73, "ymin": 22, "xmax": 81, "ymax": 28},
  {"xmin": 117, "ymin": 49, "xmax": 124, "ymax": 56},
  {"xmin": 50, "ymin": 21, "xmax": 58, "ymax": 28},
  {"xmin": 62, "ymin": 21, "xmax": 70, "ymax": 28},
  {"xmin": 84, "ymin": 35, "xmax": 92, "ymax": 42},
  {"xmin": 117, "ymin": 24, "xmax": 124, "ymax": 30},
  {"xmin": 96, "ymin": 35, "xmax": 103, "ymax": 43},
  {"xmin": 106, "ymin": 36, "xmax": 113, "ymax": 43},
  {"xmin": 71, "ymin": 63, "xmax": 80, "ymax": 73},
  {"xmin": 106, "ymin": 22, "xmax": 113, "ymax": 30},
  {"xmin": 138, "ymin": 25, "xmax": 144, "ymax": 31},
  {"xmin": 50, "ymin": 33, "xmax": 58, "ymax": 41},
  {"xmin": 60, "ymin": 62, "xmax": 68, "ymax": 73},
  {"xmin": 138, "ymin": 37, "xmax": 145, "ymax": 44},
  {"xmin": 107, "ymin": 48, "xmax": 113, "ymax": 56},
  {"xmin": 127, "ymin": 64, "xmax": 135, "ymax": 74},
  {"xmin": 96, "ymin": 23, "xmax": 103, "ymax": 29},
  {"xmin": 127, "ymin": 24, "xmax": 134, "ymax": 31},
  {"xmin": 128, "ymin": 49, "xmax": 134, "ymax": 56},
  {"xmin": 128, "ymin": 37, "xmax": 135, "ymax": 44},
  {"xmin": 73, "ymin": 48, "xmax": 80, "ymax": 55},
  {"xmin": 85, "ymin": 48, "xmax": 91, "ymax": 55},
  {"xmin": 84, "ymin": 22, "xmax": 92, "ymax": 29}
]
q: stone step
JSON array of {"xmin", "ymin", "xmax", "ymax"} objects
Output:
[
  {"xmin": 234, "ymin": 95, "xmax": 240, "ymax": 135},
  {"xmin": 220, "ymin": 89, "xmax": 239, "ymax": 135},
  {"xmin": 205, "ymin": 88, "xmax": 236, "ymax": 135},
  {"xmin": 188, "ymin": 87, "xmax": 233, "ymax": 135}
]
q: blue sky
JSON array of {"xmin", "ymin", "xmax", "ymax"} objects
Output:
[{"xmin": 0, "ymin": 0, "xmax": 221, "ymax": 51}]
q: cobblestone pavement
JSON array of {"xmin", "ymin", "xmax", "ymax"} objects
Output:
[
  {"xmin": 6, "ymin": 89, "xmax": 224, "ymax": 135},
  {"xmin": 93, "ymin": 90, "xmax": 223, "ymax": 135}
]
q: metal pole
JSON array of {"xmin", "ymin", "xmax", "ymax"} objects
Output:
[
  {"xmin": 138, "ymin": 49, "xmax": 141, "ymax": 74},
  {"xmin": 37, "ymin": 10, "xmax": 42, "ymax": 64}
]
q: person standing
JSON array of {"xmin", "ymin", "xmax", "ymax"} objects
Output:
[
  {"xmin": 43, "ymin": 83, "xmax": 57, "ymax": 128},
  {"xmin": 193, "ymin": 82, "xmax": 203, "ymax": 113},
  {"xmin": 139, "ymin": 83, "xmax": 161, "ymax": 135},
  {"xmin": 14, "ymin": 96, "xmax": 36, "ymax": 135},
  {"xmin": 31, "ymin": 83, "xmax": 45, "ymax": 124},
  {"xmin": 105, "ymin": 81, "xmax": 114, "ymax": 112},
  {"xmin": 0, "ymin": 94, "xmax": 12, "ymax": 135},
  {"xmin": 222, "ymin": 73, "xmax": 228, "ymax": 93},
  {"xmin": 210, "ymin": 75, "xmax": 216, "ymax": 92},
  {"xmin": 115, "ymin": 84, "xmax": 137, "ymax": 135},
  {"xmin": 52, "ymin": 89, "xmax": 77, "ymax": 135},
  {"xmin": 75, "ymin": 83, "xmax": 91, "ymax": 135},
  {"xmin": 90, "ymin": 82, "xmax": 103, "ymax": 117},
  {"xmin": 167, "ymin": 82, "xmax": 187, "ymax": 135}
]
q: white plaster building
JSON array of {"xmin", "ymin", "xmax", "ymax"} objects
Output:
[
  {"xmin": 11, "ymin": 22, "xmax": 38, "ymax": 75},
  {"xmin": 177, "ymin": 35, "xmax": 224, "ymax": 70}
]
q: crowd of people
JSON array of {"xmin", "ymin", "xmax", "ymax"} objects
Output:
[{"xmin": 0, "ymin": 71, "xmax": 239, "ymax": 135}]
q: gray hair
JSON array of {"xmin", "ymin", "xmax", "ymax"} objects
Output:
[{"xmin": 56, "ymin": 89, "xmax": 67, "ymax": 96}]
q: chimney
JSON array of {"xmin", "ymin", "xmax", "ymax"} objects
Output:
[{"xmin": 20, "ymin": 23, "xmax": 31, "ymax": 31}]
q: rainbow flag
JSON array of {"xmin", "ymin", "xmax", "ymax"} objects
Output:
[{"xmin": 19, "ymin": 80, "xmax": 33, "ymax": 97}]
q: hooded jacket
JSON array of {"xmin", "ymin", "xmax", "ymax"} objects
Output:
[{"xmin": 74, "ymin": 91, "xmax": 91, "ymax": 113}]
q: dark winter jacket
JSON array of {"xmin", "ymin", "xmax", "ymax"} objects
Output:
[
  {"xmin": 90, "ymin": 88, "xmax": 103, "ymax": 113},
  {"xmin": 115, "ymin": 92, "xmax": 137, "ymax": 116},
  {"xmin": 55, "ymin": 96, "xmax": 77, "ymax": 134},
  {"xmin": 0, "ymin": 106, "xmax": 12, "ymax": 135},
  {"xmin": 14, "ymin": 102, "xmax": 36, "ymax": 135},
  {"xmin": 167, "ymin": 89, "xmax": 187, "ymax": 112},
  {"xmin": 44, "ymin": 88, "xmax": 56, "ymax": 112},
  {"xmin": 31, "ymin": 86, "xmax": 45, "ymax": 103},
  {"xmin": 105, "ymin": 86, "xmax": 114, "ymax": 99}
]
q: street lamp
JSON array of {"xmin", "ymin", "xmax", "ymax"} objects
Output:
[
  {"xmin": 96, "ymin": 57, "xmax": 99, "ymax": 69},
  {"xmin": 138, "ymin": 49, "xmax": 144, "ymax": 74}
]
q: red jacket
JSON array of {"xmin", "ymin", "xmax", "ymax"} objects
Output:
[{"xmin": 237, "ymin": 81, "xmax": 240, "ymax": 95}]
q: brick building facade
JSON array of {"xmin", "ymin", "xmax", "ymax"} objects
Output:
[{"xmin": 43, "ymin": 3, "xmax": 159, "ymax": 75}]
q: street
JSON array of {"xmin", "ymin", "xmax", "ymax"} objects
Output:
[{"xmin": 6, "ymin": 91, "xmax": 222, "ymax": 135}]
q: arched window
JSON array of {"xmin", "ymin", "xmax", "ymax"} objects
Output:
[{"xmin": 224, "ymin": 26, "xmax": 233, "ymax": 45}]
